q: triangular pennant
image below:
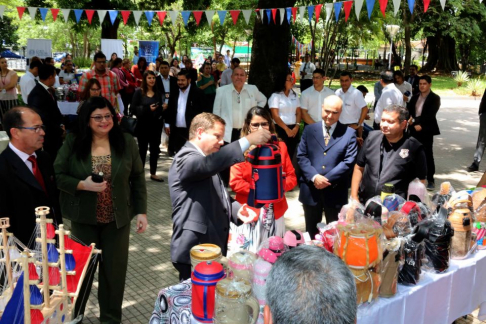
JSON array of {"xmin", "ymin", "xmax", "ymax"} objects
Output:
[
  {"xmin": 366, "ymin": 0, "xmax": 375, "ymax": 19},
  {"xmin": 271, "ymin": 9, "xmax": 277, "ymax": 24},
  {"xmin": 408, "ymin": 0, "xmax": 415, "ymax": 13},
  {"xmin": 334, "ymin": 2, "xmax": 342, "ymax": 21},
  {"xmin": 423, "ymin": 0, "xmax": 430, "ymax": 11},
  {"xmin": 181, "ymin": 11, "xmax": 191, "ymax": 26},
  {"xmin": 17, "ymin": 7, "xmax": 26, "ymax": 20},
  {"xmin": 168, "ymin": 10, "xmax": 179, "ymax": 26},
  {"xmin": 121, "ymin": 11, "xmax": 131, "ymax": 25},
  {"xmin": 217, "ymin": 10, "xmax": 227, "ymax": 26},
  {"xmin": 28, "ymin": 7, "xmax": 37, "ymax": 20},
  {"xmin": 0, "ymin": 5, "xmax": 4, "ymax": 19},
  {"xmin": 108, "ymin": 10, "xmax": 118, "ymax": 25},
  {"xmin": 286, "ymin": 8, "xmax": 292, "ymax": 24},
  {"xmin": 133, "ymin": 10, "xmax": 142, "ymax": 25},
  {"xmin": 299, "ymin": 6, "xmax": 305, "ymax": 22},
  {"xmin": 344, "ymin": 1, "xmax": 353, "ymax": 21},
  {"xmin": 355, "ymin": 0, "xmax": 364, "ymax": 20},
  {"xmin": 74, "ymin": 9, "xmax": 83, "ymax": 23},
  {"xmin": 39, "ymin": 8, "xmax": 48, "ymax": 22},
  {"xmin": 439, "ymin": 0, "xmax": 446, "ymax": 10},
  {"xmin": 145, "ymin": 11, "xmax": 155, "ymax": 26},
  {"xmin": 279, "ymin": 8, "xmax": 285, "ymax": 24},
  {"xmin": 265, "ymin": 9, "xmax": 271, "ymax": 24},
  {"xmin": 292, "ymin": 7, "xmax": 298, "ymax": 22},
  {"xmin": 157, "ymin": 11, "xmax": 166, "ymax": 25},
  {"xmin": 230, "ymin": 10, "xmax": 240, "ymax": 25},
  {"xmin": 85, "ymin": 10, "xmax": 95, "ymax": 24},
  {"xmin": 205, "ymin": 10, "xmax": 215, "ymax": 25},
  {"xmin": 325, "ymin": 3, "xmax": 333, "ymax": 22},
  {"xmin": 307, "ymin": 5, "xmax": 314, "ymax": 24},
  {"xmin": 315, "ymin": 4, "xmax": 322, "ymax": 23},
  {"xmin": 193, "ymin": 11, "xmax": 203, "ymax": 25},
  {"xmin": 97, "ymin": 10, "xmax": 107, "ymax": 25},
  {"xmin": 379, "ymin": 0, "xmax": 388, "ymax": 17},
  {"xmin": 50, "ymin": 8, "xmax": 59, "ymax": 21},
  {"xmin": 392, "ymin": 0, "xmax": 401, "ymax": 15},
  {"xmin": 62, "ymin": 9, "xmax": 71, "ymax": 23},
  {"xmin": 242, "ymin": 9, "xmax": 252, "ymax": 24}
]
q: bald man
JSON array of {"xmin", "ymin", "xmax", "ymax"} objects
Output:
[{"xmin": 297, "ymin": 95, "xmax": 358, "ymax": 238}]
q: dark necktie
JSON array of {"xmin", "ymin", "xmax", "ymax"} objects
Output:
[
  {"xmin": 48, "ymin": 87, "xmax": 56, "ymax": 101},
  {"xmin": 28, "ymin": 155, "xmax": 47, "ymax": 194},
  {"xmin": 325, "ymin": 126, "xmax": 331, "ymax": 146}
]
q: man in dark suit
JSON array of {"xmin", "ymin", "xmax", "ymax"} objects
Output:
[
  {"xmin": 0, "ymin": 107, "xmax": 62, "ymax": 248},
  {"xmin": 408, "ymin": 75, "xmax": 441, "ymax": 190},
  {"xmin": 297, "ymin": 95, "xmax": 358, "ymax": 238},
  {"xmin": 467, "ymin": 89, "xmax": 486, "ymax": 172},
  {"xmin": 28, "ymin": 64, "xmax": 64, "ymax": 161},
  {"xmin": 405, "ymin": 64, "xmax": 420, "ymax": 95},
  {"xmin": 165, "ymin": 69, "xmax": 206, "ymax": 156},
  {"xmin": 169, "ymin": 112, "xmax": 270, "ymax": 280},
  {"xmin": 156, "ymin": 60, "xmax": 178, "ymax": 112}
]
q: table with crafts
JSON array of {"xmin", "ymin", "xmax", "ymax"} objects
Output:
[{"xmin": 57, "ymin": 96, "xmax": 124, "ymax": 115}]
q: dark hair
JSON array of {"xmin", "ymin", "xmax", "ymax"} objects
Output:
[
  {"xmin": 141, "ymin": 71, "xmax": 158, "ymax": 96},
  {"xmin": 383, "ymin": 104, "xmax": 409, "ymax": 123},
  {"xmin": 410, "ymin": 64, "xmax": 418, "ymax": 70},
  {"xmin": 393, "ymin": 70, "xmax": 404, "ymax": 79},
  {"xmin": 241, "ymin": 107, "xmax": 277, "ymax": 139},
  {"xmin": 137, "ymin": 57, "xmax": 147, "ymax": 72},
  {"xmin": 356, "ymin": 85, "xmax": 369, "ymax": 93},
  {"xmin": 111, "ymin": 52, "xmax": 117, "ymax": 58},
  {"xmin": 29, "ymin": 60, "xmax": 43, "ymax": 70},
  {"xmin": 202, "ymin": 62, "xmax": 211, "ymax": 71},
  {"xmin": 111, "ymin": 58, "xmax": 123, "ymax": 69},
  {"xmin": 380, "ymin": 70, "xmax": 394, "ymax": 84},
  {"xmin": 44, "ymin": 57, "xmax": 54, "ymax": 64},
  {"xmin": 340, "ymin": 71, "xmax": 353, "ymax": 79},
  {"xmin": 231, "ymin": 57, "xmax": 240, "ymax": 64},
  {"xmin": 160, "ymin": 60, "xmax": 170, "ymax": 67},
  {"xmin": 3, "ymin": 107, "xmax": 38, "ymax": 139},
  {"xmin": 419, "ymin": 75, "xmax": 432, "ymax": 84},
  {"xmin": 94, "ymin": 52, "xmax": 106, "ymax": 62},
  {"xmin": 313, "ymin": 68, "xmax": 325, "ymax": 78},
  {"xmin": 178, "ymin": 69, "xmax": 190, "ymax": 80},
  {"xmin": 80, "ymin": 78, "xmax": 102, "ymax": 101},
  {"xmin": 275, "ymin": 72, "xmax": 296, "ymax": 96},
  {"xmin": 155, "ymin": 57, "xmax": 164, "ymax": 65},
  {"xmin": 38, "ymin": 64, "xmax": 56, "ymax": 80},
  {"xmin": 74, "ymin": 97, "xmax": 125, "ymax": 159}
]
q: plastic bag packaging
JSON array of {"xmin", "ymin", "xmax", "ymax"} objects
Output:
[
  {"xmin": 252, "ymin": 250, "xmax": 275, "ymax": 324},
  {"xmin": 398, "ymin": 201, "xmax": 424, "ymax": 227},
  {"xmin": 408, "ymin": 178, "xmax": 429, "ymax": 206},
  {"xmin": 431, "ymin": 182, "xmax": 455, "ymax": 212},
  {"xmin": 472, "ymin": 188, "xmax": 486, "ymax": 213},
  {"xmin": 382, "ymin": 194, "xmax": 406, "ymax": 212},
  {"xmin": 365, "ymin": 198, "xmax": 389, "ymax": 225},
  {"xmin": 314, "ymin": 221, "xmax": 339, "ymax": 252},
  {"xmin": 473, "ymin": 222, "xmax": 486, "ymax": 250},
  {"xmin": 338, "ymin": 199, "xmax": 366, "ymax": 224},
  {"xmin": 383, "ymin": 211, "xmax": 412, "ymax": 240},
  {"xmin": 448, "ymin": 190, "xmax": 473, "ymax": 212},
  {"xmin": 227, "ymin": 250, "xmax": 257, "ymax": 282},
  {"xmin": 398, "ymin": 233, "xmax": 425, "ymax": 286},
  {"xmin": 257, "ymin": 236, "xmax": 289, "ymax": 259},
  {"xmin": 283, "ymin": 230, "xmax": 305, "ymax": 249},
  {"xmin": 449, "ymin": 208, "xmax": 476, "ymax": 259},
  {"xmin": 379, "ymin": 238, "xmax": 404, "ymax": 297},
  {"xmin": 352, "ymin": 267, "xmax": 381, "ymax": 304}
]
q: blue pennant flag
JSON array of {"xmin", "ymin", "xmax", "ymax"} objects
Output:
[
  {"xmin": 286, "ymin": 7, "xmax": 292, "ymax": 24},
  {"xmin": 366, "ymin": 0, "xmax": 375, "ymax": 19},
  {"xmin": 217, "ymin": 10, "xmax": 227, "ymax": 26},
  {"xmin": 307, "ymin": 5, "xmax": 315, "ymax": 24},
  {"xmin": 181, "ymin": 11, "xmax": 191, "ymax": 26},
  {"xmin": 39, "ymin": 8, "xmax": 48, "ymax": 21},
  {"xmin": 334, "ymin": 3, "xmax": 342, "ymax": 22},
  {"xmin": 408, "ymin": 0, "xmax": 415, "ymax": 13},
  {"xmin": 145, "ymin": 11, "xmax": 154, "ymax": 26},
  {"xmin": 265, "ymin": 9, "xmax": 271, "ymax": 24},
  {"xmin": 109, "ymin": 10, "xmax": 118, "ymax": 25},
  {"xmin": 74, "ymin": 9, "xmax": 83, "ymax": 23}
]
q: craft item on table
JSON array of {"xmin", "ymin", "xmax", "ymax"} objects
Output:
[
  {"xmin": 214, "ymin": 278, "xmax": 259, "ymax": 324},
  {"xmin": 473, "ymin": 222, "xmax": 486, "ymax": 249},
  {"xmin": 365, "ymin": 200, "xmax": 389, "ymax": 225},
  {"xmin": 416, "ymin": 202, "xmax": 432, "ymax": 220},
  {"xmin": 253, "ymin": 250, "xmax": 275, "ymax": 324},
  {"xmin": 474, "ymin": 199, "xmax": 486, "ymax": 223},
  {"xmin": 191, "ymin": 260, "xmax": 226, "ymax": 323},
  {"xmin": 229, "ymin": 205, "xmax": 263, "ymax": 254},
  {"xmin": 398, "ymin": 233, "xmax": 425, "ymax": 286},
  {"xmin": 399, "ymin": 201, "xmax": 423, "ymax": 227},
  {"xmin": 379, "ymin": 238, "xmax": 403, "ymax": 297},
  {"xmin": 190, "ymin": 243, "xmax": 224, "ymax": 272},
  {"xmin": 383, "ymin": 211, "xmax": 412, "ymax": 240},
  {"xmin": 338, "ymin": 199, "xmax": 366, "ymax": 224},
  {"xmin": 472, "ymin": 188, "xmax": 486, "ymax": 212},
  {"xmin": 448, "ymin": 190, "xmax": 473, "ymax": 211},
  {"xmin": 228, "ymin": 250, "xmax": 257, "ymax": 282},
  {"xmin": 315, "ymin": 222, "xmax": 338, "ymax": 252},
  {"xmin": 65, "ymin": 82, "xmax": 79, "ymax": 102},
  {"xmin": 382, "ymin": 194, "xmax": 405, "ymax": 212},
  {"xmin": 449, "ymin": 208, "xmax": 476, "ymax": 259},
  {"xmin": 283, "ymin": 230, "xmax": 304, "ymax": 248},
  {"xmin": 150, "ymin": 279, "xmax": 192, "ymax": 324},
  {"xmin": 381, "ymin": 183, "xmax": 395, "ymax": 201},
  {"xmin": 267, "ymin": 236, "xmax": 285, "ymax": 256},
  {"xmin": 407, "ymin": 178, "xmax": 428, "ymax": 204},
  {"xmin": 431, "ymin": 181, "xmax": 455, "ymax": 212},
  {"xmin": 260, "ymin": 203, "xmax": 276, "ymax": 241}
]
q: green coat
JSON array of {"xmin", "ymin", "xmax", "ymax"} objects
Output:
[{"xmin": 54, "ymin": 133, "xmax": 147, "ymax": 228}]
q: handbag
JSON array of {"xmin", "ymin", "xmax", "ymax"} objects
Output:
[{"xmin": 120, "ymin": 115, "xmax": 137, "ymax": 136}]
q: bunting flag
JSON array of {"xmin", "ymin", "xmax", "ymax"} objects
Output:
[
  {"xmin": 121, "ymin": 11, "xmax": 131, "ymax": 25},
  {"xmin": 423, "ymin": 0, "xmax": 430, "ymax": 11},
  {"xmin": 271, "ymin": 8, "xmax": 277, "ymax": 24},
  {"xmin": 97, "ymin": 10, "xmax": 107, "ymax": 25},
  {"xmin": 168, "ymin": 10, "xmax": 179, "ymax": 26},
  {"xmin": 379, "ymin": 0, "xmax": 388, "ymax": 17},
  {"xmin": 286, "ymin": 7, "xmax": 292, "ymax": 24},
  {"xmin": 291, "ymin": 7, "xmax": 298, "ymax": 22},
  {"xmin": 440, "ymin": 0, "xmax": 446, "ymax": 10},
  {"xmin": 133, "ymin": 10, "xmax": 142, "ymax": 25},
  {"xmin": 230, "ymin": 10, "xmax": 240, "ymax": 25},
  {"xmin": 334, "ymin": 2, "xmax": 342, "ymax": 21},
  {"xmin": 366, "ymin": 0, "xmax": 375, "ymax": 19},
  {"xmin": 0, "ymin": 5, "xmax": 4, "ymax": 19},
  {"xmin": 355, "ymin": 0, "xmax": 364, "ymax": 20},
  {"xmin": 157, "ymin": 11, "xmax": 166, "ymax": 25},
  {"xmin": 85, "ymin": 9, "xmax": 95, "ymax": 24},
  {"xmin": 299, "ymin": 6, "xmax": 305, "ymax": 22},
  {"xmin": 181, "ymin": 11, "xmax": 191, "ymax": 26},
  {"xmin": 307, "ymin": 5, "xmax": 314, "ymax": 23},
  {"xmin": 344, "ymin": 1, "xmax": 353, "ymax": 21},
  {"xmin": 17, "ymin": 7, "xmax": 26, "ymax": 19},
  {"xmin": 408, "ymin": 0, "xmax": 415, "ymax": 13},
  {"xmin": 217, "ymin": 10, "xmax": 227, "ymax": 25},
  {"xmin": 205, "ymin": 10, "xmax": 215, "ymax": 25},
  {"xmin": 255, "ymin": 9, "xmax": 264, "ymax": 23},
  {"xmin": 62, "ymin": 9, "xmax": 71, "ymax": 23},
  {"xmin": 392, "ymin": 0, "xmax": 400, "ymax": 15},
  {"xmin": 74, "ymin": 9, "xmax": 83, "ymax": 23},
  {"xmin": 325, "ymin": 3, "xmax": 333, "ymax": 22},
  {"xmin": 145, "ymin": 11, "xmax": 155, "ymax": 26},
  {"xmin": 28, "ymin": 7, "xmax": 37, "ymax": 20},
  {"xmin": 242, "ymin": 9, "xmax": 252, "ymax": 24},
  {"xmin": 51, "ymin": 8, "xmax": 59, "ymax": 21},
  {"xmin": 109, "ymin": 10, "xmax": 118, "ymax": 25},
  {"xmin": 265, "ymin": 9, "xmax": 270, "ymax": 24},
  {"xmin": 315, "ymin": 4, "xmax": 322, "ymax": 23},
  {"xmin": 193, "ymin": 11, "xmax": 203, "ymax": 25},
  {"xmin": 279, "ymin": 8, "xmax": 285, "ymax": 24},
  {"xmin": 39, "ymin": 8, "xmax": 48, "ymax": 21}
]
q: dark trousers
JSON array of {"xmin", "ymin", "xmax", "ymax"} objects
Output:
[
  {"xmin": 275, "ymin": 124, "xmax": 300, "ymax": 165},
  {"xmin": 205, "ymin": 93, "xmax": 216, "ymax": 113},
  {"xmin": 120, "ymin": 90, "xmax": 134, "ymax": 116},
  {"xmin": 173, "ymin": 262, "xmax": 192, "ymax": 281},
  {"xmin": 71, "ymin": 221, "xmax": 131, "ymax": 324},
  {"xmin": 416, "ymin": 134, "xmax": 435, "ymax": 183},
  {"xmin": 300, "ymin": 79, "xmax": 313, "ymax": 92},
  {"xmin": 303, "ymin": 203, "xmax": 340, "ymax": 239},
  {"xmin": 168, "ymin": 126, "xmax": 189, "ymax": 156},
  {"xmin": 373, "ymin": 121, "xmax": 380, "ymax": 130},
  {"xmin": 220, "ymin": 128, "xmax": 242, "ymax": 186},
  {"xmin": 473, "ymin": 113, "xmax": 486, "ymax": 166},
  {"xmin": 137, "ymin": 122, "xmax": 163, "ymax": 175}
]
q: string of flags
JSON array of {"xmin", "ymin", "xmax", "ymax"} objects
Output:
[
  {"xmin": 0, "ymin": 0, "xmax": 482, "ymax": 27},
  {"xmin": 292, "ymin": 36, "xmax": 313, "ymax": 55}
]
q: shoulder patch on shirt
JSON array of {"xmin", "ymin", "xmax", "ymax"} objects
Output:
[{"xmin": 399, "ymin": 149, "xmax": 409, "ymax": 159}]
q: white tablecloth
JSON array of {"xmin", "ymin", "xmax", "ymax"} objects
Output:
[
  {"xmin": 57, "ymin": 101, "xmax": 79, "ymax": 115},
  {"xmin": 357, "ymin": 250, "xmax": 486, "ymax": 324}
]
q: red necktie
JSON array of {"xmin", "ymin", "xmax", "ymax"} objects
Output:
[{"xmin": 28, "ymin": 155, "xmax": 47, "ymax": 194}]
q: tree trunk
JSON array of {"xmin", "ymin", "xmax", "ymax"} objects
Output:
[
  {"xmin": 422, "ymin": 35, "xmax": 459, "ymax": 72},
  {"xmin": 101, "ymin": 18, "xmax": 119, "ymax": 39},
  {"xmin": 403, "ymin": 24, "xmax": 412, "ymax": 72},
  {"xmin": 421, "ymin": 36, "xmax": 438, "ymax": 72}
]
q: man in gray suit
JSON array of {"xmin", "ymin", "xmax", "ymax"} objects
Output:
[{"xmin": 169, "ymin": 112, "xmax": 270, "ymax": 280}]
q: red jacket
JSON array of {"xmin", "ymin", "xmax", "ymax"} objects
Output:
[
  {"xmin": 121, "ymin": 67, "xmax": 137, "ymax": 94},
  {"xmin": 131, "ymin": 65, "xmax": 145, "ymax": 87},
  {"xmin": 230, "ymin": 141, "xmax": 297, "ymax": 219}
]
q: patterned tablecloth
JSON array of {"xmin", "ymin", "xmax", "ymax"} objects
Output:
[{"xmin": 150, "ymin": 279, "xmax": 195, "ymax": 324}]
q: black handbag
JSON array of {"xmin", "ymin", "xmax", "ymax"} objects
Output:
[{"xmin": 120, "ymin": 116, "xmax": 137, "ymax": 136}]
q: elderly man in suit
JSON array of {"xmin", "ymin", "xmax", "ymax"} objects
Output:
[
  {"xmin": 408, "ymin": 74, "xmax": 441, "ymax": 190},
  {"xmin": 169, "ymin": 112, "xmax": 270, "ymax": 280},
  {"xmin": 28, "ymin": 64, "xmax": 64, "ymax": 161},
  {"xmin": 297, "ymin": 95, "xmax": 358, "ymax": 238},
  {"xmin": 0, "ymin": 107, "xmax": 62, "ymax": 248}
]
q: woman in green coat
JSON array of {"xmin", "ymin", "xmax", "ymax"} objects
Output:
[{"xmin": 54, "ymin": 96, "xmax": 147, "ymax": 323}]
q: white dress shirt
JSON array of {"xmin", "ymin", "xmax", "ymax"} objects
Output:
[
  {"xmin": 220, "ymin": 68, "xmax": 233, "ymax": 87},
  {"xmin": 311, "ymin": 121, "xmax": 337, "ymax": 182},
  {"xmin": 19, "ymin": 71, "xmax": 37, "ymax": 104},
  {"xmin": 374, "ymin": 83, "xmax": 404, "ymax": 123},
  {"xmin": 176, "ymin": 84, "xmax": 191, "ymax": 128},
  {"xmin": 9, "ymin": 143, "xmax": 36, "ymax": 174},
  {"xmin": 300, "ymin": 86, "xmax": 335, "ymax": 123},
  {"xmin": 335, "ymin": 85, "xmax": 367, "ymax": 125},
  {"xmin": 59, "ymin": 70, "xmax": 76, "ymax": 83},
  {"xmin": 299, "ymin": 61, "xmax": 316, "ymax": 80},
  {"xmin": 269, "ymin": 91, "xmax": 299, "ymax": 125},
  {"xmin": 232, "ymin": 84, "xmax": 266, "ymax": 128}
]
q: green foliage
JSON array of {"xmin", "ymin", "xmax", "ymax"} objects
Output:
[
  {"xmin": 0, "ymin": 15, "xmax": 19, "ymax": 51},
  {"xmin": 466, "ymin": 79, "xmax": 486, "ymax": 97},
  {"xmin": 454, "ymin": 71, "xmax": 469, "ymax": 86},
  {"xmin": 72, "ymin": 57, "xmax": 92, "ymax": 68}
]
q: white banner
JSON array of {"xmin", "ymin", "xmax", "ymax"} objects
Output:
[
  {"xmin": 27, "ymin": 39, "xmax": 52, "ymax": 59},
  {"xmin": 440, "ymin": 0, "xmax": 447, "ymax": 9},
  {"xmin": 101, "ymin": 39, "xmax": 124, "ymax": 59}
]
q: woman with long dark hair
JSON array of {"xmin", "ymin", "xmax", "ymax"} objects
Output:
[
  {"xmin": 54, "ymin": 96, "xmax": 147, "ymax": 322},
  {"xmin": 131, "ymin": 71, "xmax": 165, "ymax": 182},
  {"xmin": 132, "ymin": 56, "xmax": 147, "ymax": 87}
]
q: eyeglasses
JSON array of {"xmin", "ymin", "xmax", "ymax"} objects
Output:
[
  {"xmin": 90, "ymin": 87, "xmax": 101, "ymax": 91},
  {"xmin": 15, "ymin": 125, "xmax": 46, "ymax": 133},
  {"xmin": 95, "ymin": 61, "xmax": 106, "ymax": 64},
  {"xmin": 90, "ymin": 114, "xmax": 113, "ymax": 122},
  {"xmin": 250, "ymin": 122, "xmax": 270, "ymax": 128}
]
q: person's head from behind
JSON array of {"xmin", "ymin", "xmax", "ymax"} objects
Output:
[
  {"xmin": 312, "ymin": 69, "xmax": 326, "ymax": 88},
  {"xmin": 93, "ymin": 52, "xmax": 107, "ymax": 73},
  {"xmin": 380, "ymin": 70, "xmax": 394, "ymax": 85},
  {"xmin": 241, "ymin": 106, "xmax": 276, "ymax": 139},
  {"xmin": 381, "ymin": 104, "xmax": 409, "ymax": 141},
  {"xmin": 3, "ymin": 107, "xmax": 45, "ymax": 155},
  {"xmin": 409, "ymin": 64, "xmax": 418, "ymax": 76},
  {"xmin": 356, "ymin": 85, "xmax": 369, "ymax": 98},
  {"xmin": 393, "ymin": 70, "xmax": 405, "ymax": 85},
  {"xmin": 419, "ymin": 75, "xmax": 432, "ymax": 94},
  {"xmin": 138, "ymin": 57, "xmax": 148, "ymax": 71},
  {"xmin": 29, "ymin": 60, "xmax": 43, "ymax": 77},
  {"xmin": 230, "ymin": 57, "xmax": 240, "ymax": 69},
  {"xmin": 264, "ymin": 245, "xmax": 357, "ymax": 324},
  {"xmin": 142, "ymin": 71, "xmax": 157, "ymax": 94},
  {"xmin": 322, "ymin": 95, "xmax": 343, "ymax": 127},
  {"xmin": 44, "ymin": 57, "xmax": 55, "ymax": 66},
  {"xmin": 38, "ymin": 64, "xmax": 57, "ymax": 86},
  {"xmin": 159, "ymin": 61, "xmax": 170, "ymax": 77},
  {"xmin": 177, "ymin": 69, "xmax": 191, "ymax": 90},
  {"xmin": 339, "ymin": 71, "xmax": 353, "ymax": 92},
  {"xmin": 189, "ymin": 113, "xmax": 226, "ymax": 155},
  {"xmin": 110, "ymin": 58, "xmax": 122, "ymax": 70},
  {"xmin": 80, "ymin": 78, "xmax": 102, "ymax": 101}
]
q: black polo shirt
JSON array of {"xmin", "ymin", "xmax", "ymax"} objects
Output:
[{"xmin": 357, "ymin": 131, "xmax": 427, "ymax": 203}]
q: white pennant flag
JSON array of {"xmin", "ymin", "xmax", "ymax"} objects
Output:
[
  {"xmin": 205, "ymin": 10, "xmax": 215, "ymax": 25},
  {"xmin": 28, "ymin": 7, "xmax": 37, "ymax": 20},
  {"xmin": 299, "ymin": 6, "xmax": 305, "ymax": 22},
  {"xmin": 440, "ymin": 0, "xmax": 447, "ymax": 9},
  {"xmin": 393, "ymin": 0, "xmax": 401, "ymax": 15},
  {"xmin": 0, "ymin": 5, "xmax": 5, "ymax": 19},
  {"xmin": 355, "ymin": 0, "xmax": 364, "ymax": 20},
  {"xmin": 132, "ymin": 10, "xmax": 142, "ymax": 25},
  {"xmin": 169, "ymin": 10, "xmax": 179, "ymax": 26},
  {"xmin": 62, "ymin": 9, "xmax": 71, "ymax": 23},
  {"xmin": 325, "ymin": 3, "xmax": 333, "ymax": 23},
  {"xmin": 242, "ymin": 9, "xmax": 252, "ymax": 24},
  {"xmin": 97, "ymin": 10, "xmax": 107, "ymax": 25},
  {"xmin": 260, "ymin": 10, "xmax": 265, "ymax": 23},
  {"xmin": 279, "ymin": 8, "xmax": 285, "ymax": 24}
]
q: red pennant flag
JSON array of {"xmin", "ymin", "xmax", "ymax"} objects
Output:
[
  {"xmin": 271, "ymin": 8, "xmax": 277, "ymax": 23},
  {"xmin": 229, "ymin": 10, "xmax": 240, "ymax": 25},
  {"xmin": 344, "ymin": 1, "xmax": 353, "ymax": 22},
  {"xmin": 423, "ymin": 0, "xmax": 430, "ymax": 12},
  {"xmin": 379, "ymin": 0, "xmax": 388, "ymax": 16},
  {"xmin": 315, "ymin": 4, "xmax": 322, "ymax": 23},
  {"xmin": 85, "ymin": 10, "xmax": 95, "ymax": 24},
  {"xmin": 193, "ymin": 11, "xmax": 203, "ymax": 25},
  {"xmin": 157, "ymin": 11, "xmax": 166, "ymax": 25},
  {"xmin": 121, "ymin": 11, "xmax": 131, "ymax": 25},
  {"xmin": 17, "ymin": 7, "xmax": 26, "ymax": 19},
  {"xmin": 51, "ymin": 8, "xmax": 59, "ymax": 21},
  {"xmin": 291, "ymin": 7, "xmax": 298, "ymax": 22}
]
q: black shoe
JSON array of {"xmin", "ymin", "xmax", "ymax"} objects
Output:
[
  {"xmin": 150, "ymin": 176, "xmax": 164, "ymax": 182},
  {"xmin": 467, "ymin": 163, "xmax": 479, "ymax": 172},
  {"xmin": 427, "ymin": 182, "xmax": 435, "ymax": 191}
]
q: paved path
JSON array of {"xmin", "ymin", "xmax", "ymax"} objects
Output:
[{"xmin": 81, "ymin": 100, "xmax": 485, "ymax": 323}]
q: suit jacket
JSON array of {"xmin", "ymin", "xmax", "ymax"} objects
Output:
[
  {"xmin": 54, "ymin": 133, "xmax": 147, "ymax": 228},
  {"xmin": 165, "ymin": 84, "xmax": 206, "ymax": 128},
  {"xmin": 297, "ymin": 122, "xmax": 358, "ymax": 208},
  {"xmin": 0, "ymin": 146, "xmax": 62, "ymax": 248},
  {"xmin": 405, "ymin": 74, "xmax": 420, "ymax": 95},
  {"xmin": 169, "ymin": 141, "xmax": 244, "ymax": 264},
  {"xmin": 407, "ymin": 90, "xmax": 441, "ymax": 137},
  {"xmin": 155, "ymin": 75, "xmax": 177, "ymax": 98},
  {"xmin": 28, "ymin": 83, "xmax": 64, "ymax": 160},
  {"xmin": 479, "ymin": 89, "xmax": 486, "ymax": 115}
]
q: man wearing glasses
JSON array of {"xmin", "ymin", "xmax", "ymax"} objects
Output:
[
  {"xmin": 0, "ymin": 107, "xmax": 63, "ymax": 248},
  {"xmin": 78, "ymin": 52, "xmax": 120, "ymax": 107},
  {"xmin": 300, "ymin": 69, "xmax": 334, "ymax": 127}
]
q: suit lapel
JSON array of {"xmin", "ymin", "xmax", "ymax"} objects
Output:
[
  {"xmin": 110, "ymin": 145, "xmax": 122, "ymax": 182},
  {"xmin": 325, "ymin": 123, "xmax": 346, "ymax": 151},
  {"xmin": 4, "ymin": 147, "xmax": 45, "ymax": 194},
  {"xmin": 311, "ymin": 123, "xmax": 326, "ymax": 151}
]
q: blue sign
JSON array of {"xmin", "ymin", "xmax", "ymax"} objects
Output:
[{"xmin": 139, "ymin": 41, "xmax": 159, "ymax": 64}]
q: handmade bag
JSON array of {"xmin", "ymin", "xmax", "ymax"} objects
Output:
[
  {"xmin": 351, "ymin": 268, "xmax": 381, "ymax": 304},
  {"xmin": 379, "ymin": 239, "xmax": 403, "ymax": 297},
  {"xmin": 449, "ymin": 208, "xmax": 473, "ymax": 259}
]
